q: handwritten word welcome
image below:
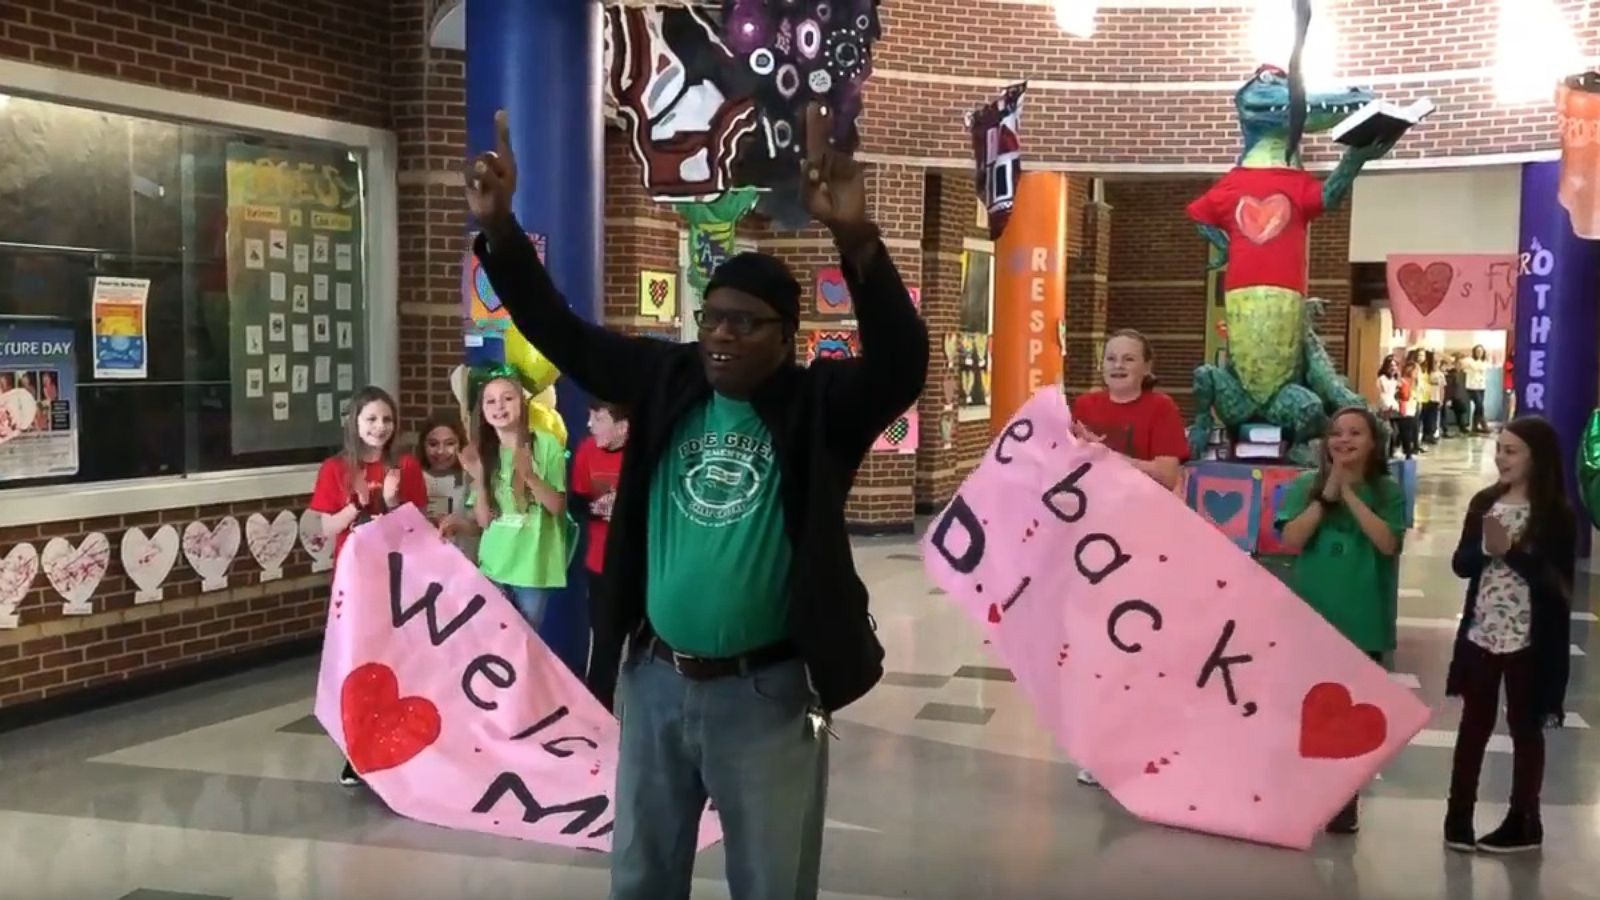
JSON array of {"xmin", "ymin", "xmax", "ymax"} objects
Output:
[
  {"xmin": 314, "ymin": 505, "xmax": 722, "ymax": 851},
  {"xmin": 920, "ymin": 388, "xmax": 1429, "ymax": 850}
]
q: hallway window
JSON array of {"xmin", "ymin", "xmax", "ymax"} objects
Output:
[{"xmin": 0, "ymin": 93, "xmax": 369, "ymax": 487}]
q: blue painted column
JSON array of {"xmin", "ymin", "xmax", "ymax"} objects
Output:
[
  {"xmin": 467, "ymin": 0, "xmax": 604, "ymax": 677},
  {"xmin": 1514, "ymin": 160, "xmax": 1600, "ymax": 557}
]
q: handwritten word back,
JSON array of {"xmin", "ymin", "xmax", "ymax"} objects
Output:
[
  {"xmin": 921, "ymin": 389, "xmax": 1429, "ymax": 850},
  {"xmin": 314, "ymin": 505, "xmax": 721, "ymax": 851}
]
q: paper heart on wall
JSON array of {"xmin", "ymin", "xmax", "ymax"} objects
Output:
[
  {"xmin": 121, "ymin": 525, "xmax": 179, "ymax": 604},
  {"xmin": 814, "ymin": 267, "xmax": 852, "ymax": 316},
  {"xmin": 0, "ymin": 543, "xmax": 39, "ymax": 629},
  {"xmin": 300, "ymin": 510, "xmax": 335, "ymax": 573},
  {"xmin": 1395, "ymin": 261, "xmax": 1455, "ymax": 317},
  {"xmin": 42, "ymin": 533, "xmax": 111, "ymax": 615},
  {"xmin": 247, "ymin": 511, "xmax": 298, "ymax": 582},
  {"xmin": 184, "ymin": 517, "xmax": 241, "ymax": 591}
]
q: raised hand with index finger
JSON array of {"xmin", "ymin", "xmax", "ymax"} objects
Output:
[
  {"xmin": 466, "ymin": 110, "xmax": 519, "ymax": 240},
  {"xmin": 799, "ymin": 103, "xmax": 874, "ymax": 247}
]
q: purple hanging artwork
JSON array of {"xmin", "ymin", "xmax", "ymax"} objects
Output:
[
  {"xmin": 966, "ymin": 82, "xmax": 1027, "ymax": 241},
  {"xmin": 722, "ymin": 0, "xmax": 883, "ymax": 229},
  {"xmin": 605, "ymin": 5, "xmax": 765, "ymax": 201}
]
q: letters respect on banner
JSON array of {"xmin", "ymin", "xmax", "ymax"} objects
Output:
[
  {"xmin": 314, "ymin": 504, "xmax": 721, "ymax": 851},
  {"xmin": 921, "ymin": 388, "xmax": 1430, "ymax": 850}
]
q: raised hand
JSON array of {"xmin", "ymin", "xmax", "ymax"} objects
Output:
[
  {"xmin": 382, "ymin": 468, "xmax": 402, "ymax": 506},
  {"xmin": 800, "ymin": 103, "xmax": 869, "ymax": 236},
  {"xmin": 1483, "ymin": 514, "xmax": 1512, "ymax": 557},
  {"xmin": 466, "ymin": 110, "xmax": 518, "ymax": 237},
  {"xmin": 1321, "ymin": 467, "xmax": 1343, "ymax": 502}
]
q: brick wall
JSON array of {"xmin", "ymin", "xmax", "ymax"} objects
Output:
[{"xmin": 862, "ymin": 0, "xmax": 1599, "ymax": 167}]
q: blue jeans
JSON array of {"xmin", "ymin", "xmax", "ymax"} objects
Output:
[
  {"xmin": 610, "ymin": 653, "xmax": 828, "ymax": 900},
  {"xmin": 496, "ymin": 582, "xmax": 550, "ymax": 629}
]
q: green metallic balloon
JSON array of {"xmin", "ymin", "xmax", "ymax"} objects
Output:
[{"xmin": 1580, "ymin": 410, "xmax": 1600, "ymax": 529}]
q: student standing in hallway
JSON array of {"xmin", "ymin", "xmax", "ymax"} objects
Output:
[
  {"xmin": 467, "ymin": 106, "xmax": 927, "ymax": 899},
  {"xmin": 1464, "ymin": 345, "xmax": 1492, "ymax": 432},
  {"xmin": 1444, "ymin": 416, "xmax": 1574, "ymax": 854},
  {"xmin": 1276, "ymin": 406, "xmax": 1406, "ymax": 834},
  {"xmin": 1069, "ymin": 328, "xmax": 1188, "ymax": 788}
]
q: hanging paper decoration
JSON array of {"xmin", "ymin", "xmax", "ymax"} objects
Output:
[
  {"xmin": 121, "ymin": 525, "xmax": 179, "ymax": 604},
  {"xmin": 183, "ymin": 517, "xmax": 241, "ymax": 592},
  {"xmin": 965, "ymin": 82, "xmax": 1027, "ymax": 241},
  {"xmin": 0, "ymin": 542, "xmax": 39, "ymax": 629},
  {"xmin": 872, "ymin": 409, "xmax": 919, "ymax": 454},
  {"xmin": 722, "ymin": 0, "xmax": 883, "ymax": 229},
  {"xmin": 463, "ymin": 231, "xmax": 546, "ymax": 334},
  {"xmin": 247, "ymin": 511, "xmax": 298, "ymax": 583},
  {"xmin": 605, "ymin": 4, "xmax": 764, "ymax": 201},
  {"xmin": 639, "ymin": 270, "xmax": 679, "ymax": 323},
  {"xmin": 681, "ymin": 188, "xmax": 760, "ymax": 295},
  {"xmin": 1558, "ymin": 71, "xmax": 1600, "ymax": 239},
  {"xmin": 813, "ymin": 266, "xmax": 852, "ymax": 317},
  {"xmin": 42, "ymin": 532, "xmax": 110, "ymax": 616},
  {"xmin": 806, "ymin": 329, "xmax": 860, "ymax": 362}
]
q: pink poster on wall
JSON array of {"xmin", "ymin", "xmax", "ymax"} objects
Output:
[
  {"xmin": 921, "ymin": 388, "xmax": 1430, "ymax": 850},
  {"xmin": 1385, "ymin": 254, "xmax": 1517, "ymax": 331},
  {"xmin": 314, "ymin": 505, "xmax": 722, "ymax": 852}
]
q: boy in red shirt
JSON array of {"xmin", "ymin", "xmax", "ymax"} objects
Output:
[{"xmin": 571, "ymin": 400, "xmax": 628, "ymax": 692}]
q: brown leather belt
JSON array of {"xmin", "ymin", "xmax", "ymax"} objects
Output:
[{"xmin": 648, "ymin": 636, "xmax": 797, "ymax": 681}]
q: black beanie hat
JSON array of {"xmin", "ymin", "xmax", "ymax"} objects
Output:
[{"xmin": 705, "ymin": 252, "xmax": 801, "ymax": 329}]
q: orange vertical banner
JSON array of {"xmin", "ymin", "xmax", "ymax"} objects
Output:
[{"xmin": 989, "ymin": 171, "xmax": 1067, "ymax": 435}]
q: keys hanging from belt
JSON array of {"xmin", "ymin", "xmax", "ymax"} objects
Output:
[{"xmin": 806, "ymin": 706, "xmax": 838, "ymax": 741}]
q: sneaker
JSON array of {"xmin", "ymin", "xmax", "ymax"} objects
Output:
[
  {"xmin": 1076, "ymin": 769, "xmax": 1100, "ymax": 787},
  {"xmin": 1477, "ymin": 813, "xmax": 1542, "ymax": 854},
  {"xmin": 339, "ymin": 761, "xmax": 364, "ymax": 788},
  {"xmin": 1326, "ymin": 800, "xmax": 1359, "ymax": 835},
  {"xmin": 1444, "ymin": 811, "xmax": 1476, "ymax": 852}
]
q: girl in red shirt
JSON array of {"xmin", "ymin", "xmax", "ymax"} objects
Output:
[
  {"xmin": 1069, "ymin": 329, "xmax": 1190, "ymax": 490},
  {"xmin": 308, "ymin": 385, "xmax": 427, "ymax": 789}
]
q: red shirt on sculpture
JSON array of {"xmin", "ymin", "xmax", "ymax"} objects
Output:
[{"xmin": 1187, "ymin": 167, "xmax": 1325, "ymax": 294}]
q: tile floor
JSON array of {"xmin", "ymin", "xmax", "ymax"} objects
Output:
[{"xmin": 3, "ymin": 436, "xmax": 1598, "ymax": 899}]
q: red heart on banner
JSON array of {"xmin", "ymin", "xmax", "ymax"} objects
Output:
[
  {"xmin": 1298, "ymin": 682, "xmax": 1388, "ymax": 760},
  {"xmin": 1396, "ymin": 261, "xmax": 1454, "ymax": 316},
  {"xmin": 1234, "ymin": 194, "xmax": 1292, "ymax": 244},
  {"xmin": 341, "ymin": 662, "xmax": 442, "ymax": 774}
]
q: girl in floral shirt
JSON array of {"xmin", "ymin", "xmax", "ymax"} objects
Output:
[{"xmin": 1445, "ymin": 416, "xmax": 1574, "ymax": 854}]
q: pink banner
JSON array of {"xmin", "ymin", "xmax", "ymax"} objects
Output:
[
  {"xmin": 314, "ymin": 505, "xmax": 721, "ymax": 851},
  {"xmin": 1385, "ymin": 254, "xmax": 1517, "ymax": 331},
  {"xmin": 921, "ymin": 389, "xmax": 1430, "ymax": 850}
]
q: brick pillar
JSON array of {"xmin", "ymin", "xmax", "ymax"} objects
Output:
[
  {"xmin": 601, "ymin": 134, "xmax": 682, "ymax": 337},
  {"xmin": 915, "ymin": 171, "xmax": 990, "ymax": 512},
  {"xmin": 392, "ymin": 0, "xmax": 466, "ymax": 421},
  {"xmin": 1308, "ymin": 202, "xmax": 1352, "ymax": 373},
  {"xmin": 1065, "ymin": 179, "xmax": 1111, "ymax": 397}
]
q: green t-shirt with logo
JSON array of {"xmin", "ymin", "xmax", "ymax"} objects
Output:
[
  {"xmin": 1275, "ymin": 471, "xmax": 1406, "ymax": 652},
  {"xmin": 647, "ymin": 394, "xmax": 792, "ymax": 657},
  {"xmin": 470, "ymin": 431, "xmax": 568, "ymax": 589}
]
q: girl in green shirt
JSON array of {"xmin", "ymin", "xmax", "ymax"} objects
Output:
[
  {"xmin": 460, "ymin": 376, "xmax": 568, "ymax": 627},
  {"xmin": 1276, "ymin": 405, "xmax": 1407, "ymax": 835}
]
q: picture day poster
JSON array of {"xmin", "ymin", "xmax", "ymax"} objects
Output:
[
  {"xmin": 0, "ymin": 318, "xmax": 79, "ymax": 481},
  {"xmin": 225, "ymin": 143, "xmax": 366, "ymax": 454}
]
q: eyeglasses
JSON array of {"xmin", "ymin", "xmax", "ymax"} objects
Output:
[{"xmin": 694, "ymin": 308, "xmax": 784, "ymax": 337}]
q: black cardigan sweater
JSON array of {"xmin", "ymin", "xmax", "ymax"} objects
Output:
[
  {"xmin": 1446, "ymin": 490, "xmax": 1575, "ymax": 728},
  {"xmin": 474, "ymin": 222, "xmax": 929, "ymax": 712}
]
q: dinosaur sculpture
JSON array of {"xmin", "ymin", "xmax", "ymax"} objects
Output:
[{"xmin": 1186, "ymin": 64, "xmax": 1400, "ymax": 464}]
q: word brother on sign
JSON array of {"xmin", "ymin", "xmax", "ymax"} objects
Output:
[
  {"xmin": 314, "ymin": 505, "xmax": 722, "ymax": 851},
  {"xmin": 921, "ymin": 388, "xmax": 1429, "ymax": 850},
  {"xmin": 1518, "ymin": 238, "xmax": 1555, "ymax": 413}
]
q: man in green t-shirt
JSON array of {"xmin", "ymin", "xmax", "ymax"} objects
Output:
[{"xmin": 469, "ymin": 103, "xmax": 928, "ymax": 900}]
